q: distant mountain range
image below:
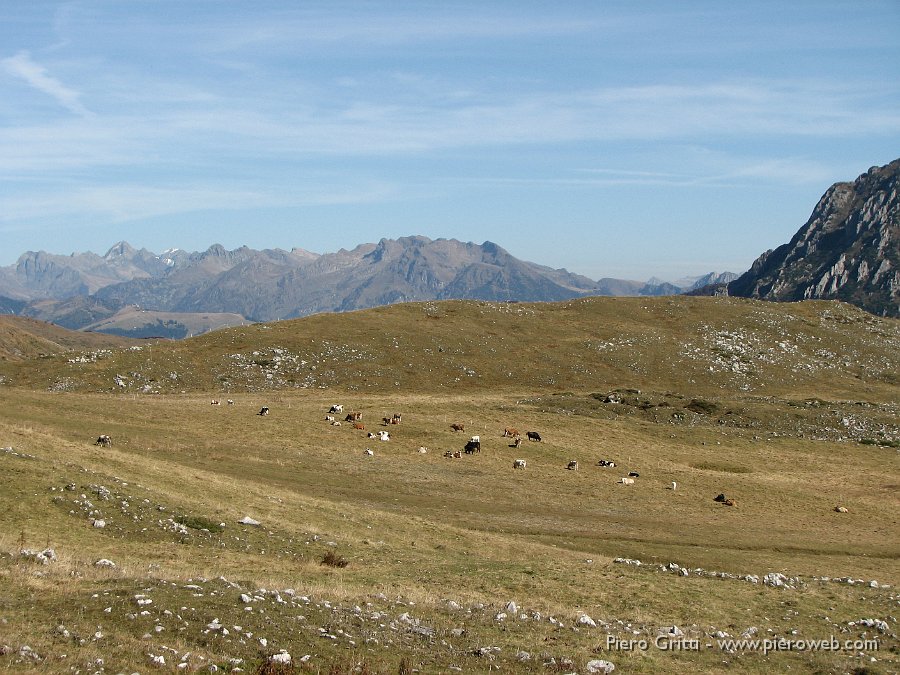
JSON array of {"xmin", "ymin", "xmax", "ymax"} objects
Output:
[
  {"xmin": 725, "ymin": 158, "xmax": 900, "ymax": 317},
  {"xmin": 0, "ymin": 236, "xmax": 734, "ymax": 337},
  {"xmin": 1, "ymin": 158, "xmax": 896, "ymax": 336}
]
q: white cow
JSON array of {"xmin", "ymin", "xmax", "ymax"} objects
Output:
[
  {"xmin": 470, "ymin": 435, "xmax": 480, "ymax": 443},
  {"xmin": 330, "ymin": 404, "xmax": 344, "ymax": 413},
  {"xmin": 378, "ymin": 430, "xmax": 390, "ymax": 441},
  {"xmin": 325, "ymin": 415, "xmax": 335, "ymax": 422},
  {"xmin": 566, "ymin": 460, "xmax": 579, "ymax": 471},
  {"xmin": 618, "ymin": 477, "xmax": 635, "ymax": 485},
  {"xmin": 513, "ymin": 459, "xmax": 527, "ymax": 470}
]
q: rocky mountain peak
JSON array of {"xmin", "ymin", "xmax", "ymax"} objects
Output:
[{"xmin": 728, "ymin": 158, "xmax": 900, "ymax": 317}]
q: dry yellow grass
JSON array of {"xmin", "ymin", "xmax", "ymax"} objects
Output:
[{"xmin": 0, "ymin": 297, "xmax": 898, "ymax": 673}]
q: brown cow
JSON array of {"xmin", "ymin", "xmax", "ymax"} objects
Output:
[
  {"xmin": 345, "ymin": 412, "xmax": 362, "ymax": 422},
  {"xmin": 353, "ymin": 422, "xmax": 366, "ymax": 430},
  {"xmin": 503, "ymin": 427, "xmax": 519, "ymax": 437},
  {"xmin": 450, "ymin": 423, "xmax": 465, "ymax": 432}
]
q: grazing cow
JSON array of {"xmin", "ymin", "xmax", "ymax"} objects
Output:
[
  {"xmin": 618, "ymin": 477, "xmax": 635, "ymax": 485},
  {"xmin": 95, "ymin": 434, "xmax": 112, "ymax": 448},
  {"xmin": 713, "ymin": 493, "xmax": 727, "ymax": 503},
  {"xmin": 378, "ymin": 430, "xmax": 390, "ymax": 441},
  {"xmin": 345, "ymin": 412, "xmax": 362, "ymax": 422},
  {"xmin": 503, "ymin": 427, "xmax": 519, "ymax": 437},
  {"xmin": 670, "ymin": 482, "xmax": 677, "ymax": 491},
  {"xmin": 258, "ymin": 406, "xmax": 269, "ymax": 416},
  {"xmin": 567, "ymin": 460, "xmax": 579, "ymax": 471},
  {"xmin": 418, "ymin": 447, "xmax": 428, "ymax": 454},
  {"xmin": 628, "ymin": 471, "xmax": 639, "ymax": 478},
  {"xmin": 332, "ymin": 421, "xmax": 342, "ymax": 426},
  {"xmin": 513, "ymin": 459, "xmax": 527, "ymax": 470},
  {"xmin": 450, "ymin": 423, "xmax": 465, "ymax": 432},
  {"xmin": 834, "ymin": 506, "xmax": 849, "ymax": 513},
  {"xmin": 364, "ymin": 448, "xmax": 374, "ymax": 456},
  {"xmin": 390, "ymin": 414, "xmax": 401, "ymax": 425},
  {"xmin": 526, "ymin": 431, "xmax": 542, "ymax": 442},
  {"xmin": 329, "ymin": 404, "xmax": 344, "ymax": 414},
  {"xmin": 464, "ymin": 440, "xmax": 481, "ymax": 454},
  {"xmin": 444, "ymin": 451, "xmax": 462, "ymax": 459},
  {"xmin": 227, "ymin": 399, "xmax": 234, "ymax": 405},
  {"xmin": 598, "ymin": 459, "xmax": 616, "ymax": 467},
  {"xmin": 723, "ymin": 498, "xmax": 736, "ymax": 507},
  {"xmin": 512, "ymin": 437, "xmax": 523, "ymax": 448},
  {"xmin": 211, "ymin": 399, "xmax": 220, "ymax": 405},
  {"xmin": 325, "ymin": 415, "xmax": 335, "ymax": 422},
  {"xmin": 353, "ymin": 422, "xmax": 366, "ymax": 430}
]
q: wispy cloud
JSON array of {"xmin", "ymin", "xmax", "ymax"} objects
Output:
[{"xmin": 1, "ymin": 50, "xmax": 91, "ymax": 116}]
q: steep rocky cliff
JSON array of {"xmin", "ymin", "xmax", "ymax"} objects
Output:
[{"xmin": 728, "ymin": 159, "xmax": 900, "ymax": 317}]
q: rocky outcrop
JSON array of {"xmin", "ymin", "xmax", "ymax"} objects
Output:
[{"xmin": 728, "ymin": 159, "xmax": 900, "ymax": 317}]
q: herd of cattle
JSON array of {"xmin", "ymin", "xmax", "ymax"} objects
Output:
[
  {"xmin": 93, "ymin": 400, "xmax": 684, "ymax": 492},
  {"xmin": 315, "ymin": 403, "xmax": 657, "ymax": 485}
]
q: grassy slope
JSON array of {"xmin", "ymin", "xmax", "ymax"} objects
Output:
[{"xmin": 0, "ymin": 296, "xmax": 898, "ymax": 674}]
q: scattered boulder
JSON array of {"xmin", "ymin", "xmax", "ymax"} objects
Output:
[
  {"xmin": 238, "ymin": 516, "xmax": 260, "ymax": 526},
  {"xmin": 586, "ymin": 659, "xmax": 616, "ymax": 674},
  {"xmin": 835, "ymin": 506, "xmax": 849, "ymax": 513},
  {"xmin": 20, "ymin": 548, "xmax": 57, "ymax": 565},
  {"xmin": 94, "ymin": 559, "xmax": 116, "ymax": 568}
]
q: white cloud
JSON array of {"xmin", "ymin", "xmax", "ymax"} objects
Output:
[{"xmin": 1, "ymin": 50, "xmax": 91, "ymax": 116}]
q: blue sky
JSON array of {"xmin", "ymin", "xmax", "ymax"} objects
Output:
[{"xmin": 1, "ymin": 1, "xmax": 898, "ymax": 282}]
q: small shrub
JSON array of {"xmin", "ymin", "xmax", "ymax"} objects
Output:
[
  {"xmin": 320, "ymin": 550, "xmax": 349, "ymax": 568},
  {"xmin": 174, "ymin": 515, "xmax": 225, "ymax": 533},
  {"xmin": 686, "ymin": 399, "xmax": 718, "ymax": 415}
]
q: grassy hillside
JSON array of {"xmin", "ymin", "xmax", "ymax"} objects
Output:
[
  {"xmin": 0, "ymin": 297, "xmax": 897, "ymax": 673},
  {"xmin": 0, "ymin": 315, "xmax": 140, "ymax": 363}
]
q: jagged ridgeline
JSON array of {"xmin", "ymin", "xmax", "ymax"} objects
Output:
[
  {"xmin": 1, "ymin": 297, "xmax": 897, "ymax": 402},
  {"xmin": 727, "ymin": 158, "xmax": 900, "ymax": 317}
]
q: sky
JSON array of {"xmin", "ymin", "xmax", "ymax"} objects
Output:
[{"xmin": 1, "ymin": 1, "xmax": 899, "ymax": 283}]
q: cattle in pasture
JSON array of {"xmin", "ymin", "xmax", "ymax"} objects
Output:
[
  {"xmin": 332, "ymin": 421, "xmax": 342, "ymax": 426},
  {"xmin": 258, "ymin": 406, "xmax": 270, "ymax": 416},
  {"xmin": 464, "ymin": 440, "xmax": 481, "ymax": 454},
  {"xmin": 378, "ymin": 430, "xmax": 390, "ymax": 441},
  {"xmin": 325, "ymin": 415, "xmax": 335, "ymax": 422},
  {"xmin": 353, "ymin": 422, "xmax": 366, "ymax": 430},
  {"xmin": 227, "ymin": 399, "xmax": 234, "ymax": 405},
  {"xmin": 598, "ymin": 459, "xmax": 616, "ymax": 467},
  {"xmin": 95, "ymin": 434, "xmax": 112, "ymax": 448},
  {"xmin": 834, "ymin": 506, "xmax": 849, "ymax": 513},
  {"xmin": 470, "ymin": 435, "xmax": 480, "ymax": 443},
  {"xmin": 723, "ymin": 498, "xmax": 736, "ymax": 507},
  {"xmin": 618, "ymin": 477, "xmax": 635, "ymax": 485},
  {"xmin": 670, "ymin": 482, "xmax": 677, "ymax": 491},
  {"xmin": 444, "ymin": 450, "xmax": 462, "ymax": 459},
  {"xmin": 526, "ymin": 431, "xmax": 542, "ymax": 442},
  {"xmin": 513, "ymin": 459, "xmax": 527, "ymax": 469},
  {"xmin": 713, "ymin": 493, "xmax": 727, "ymax": 503},
  {"xmin": 390, "ymin": 414, "xmax": 401, "ymax": 425},
  {"xmin": 566, "ymin": 460, "xmax": 579, "ymax": 471},
  {"xmin": 345, "ymin": 412, "xmax": 362, "ymax": 422},
  {"xmin": 364, "ymin": 448, "xmax": 374, "ymax": 456},
  {"xmin": 368, "ymin": 432, "xmax": 376, "ymax": 438},
  {"xmin": 450, "ymin": 423, "xmax": 465, "ymax": 432},
  {"xmin": 418, "ymin": 447, "xmax": 428, "ymax": 454},
  {"xmin": 211, "ymin": 399, "xmax": 220, "ymax": 405},
  {"xmin": 628, "ymin": 471, "xmax": 639, "ymax": 478},
  {"xmin": 503, "ymin": 427, "xmax": 519, "ymax": 437},
  {"xmin": 329, "ymin": 404, "xmax": 344, "ymax": 414}
]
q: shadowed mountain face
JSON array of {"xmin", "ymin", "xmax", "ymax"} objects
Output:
[{"xmin": 728, "ymin": 159, "xmax": 900, "ymax": 317}]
